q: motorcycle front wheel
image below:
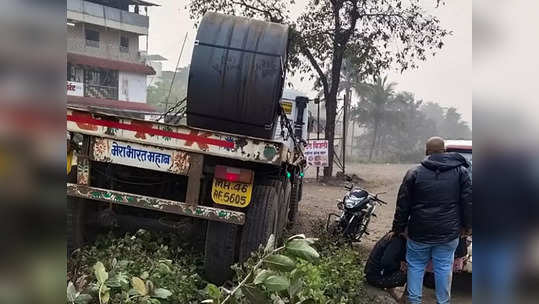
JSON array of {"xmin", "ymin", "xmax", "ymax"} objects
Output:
[
  {"xmin": 327, "ymin": 220, "xmax": 351, "ymax": 246},
  {"xmin": 328, "ymin": 220, "xmax": 342, "ymax": 237},
  {"xmin": 353, "ymin": 213, "xmax": 372, "ymax": 241}
]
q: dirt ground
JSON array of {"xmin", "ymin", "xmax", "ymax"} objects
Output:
[{"xmin": 296, "ymin": 163, "xmax": 472, "ymax": 304}]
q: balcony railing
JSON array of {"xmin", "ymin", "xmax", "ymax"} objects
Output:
[
  {"xmin": 85, "ymin": 84, "xmax": 118, "ymax": 100},
  {"xmin": 85, "ymin": 39, "xmax": 99, "ymax": 48},
  {"xmin": 67, "ymin": 0, "xmax": 149, "ymax": 35}
]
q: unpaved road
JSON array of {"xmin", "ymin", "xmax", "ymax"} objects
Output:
[{"xmin": 296, "ymin": 163, "xmax": 472, "ymax": 304}]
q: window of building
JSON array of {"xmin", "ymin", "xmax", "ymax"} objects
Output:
[
  {"xmin": 85, "ymin": 29, "xmax": 100, "ymax": 47},
  {"xmin": 84, "ymin": 68, "xmax": 118, "ymax": 100},
  {"xmin": 120, "ymin": 36, "xmax": 129, "ymax": 53},
  {"xmin": 67, "ymin": 63, "xmax": 84, "ymax": 83}
]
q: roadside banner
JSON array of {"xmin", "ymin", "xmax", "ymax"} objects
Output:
[{"xmin": 305, "ymin": 139, "xmax": 329, "ymax": 167}]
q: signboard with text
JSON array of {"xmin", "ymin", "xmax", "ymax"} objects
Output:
[
  {"xmin": 92, "ymin": 138, "xmax": 191, "ymax": 175},
  {"xmin": 67, "ymin": 81, "xmax": 84, "ymax": 96},
  {"xmin": 305, "ymin": 140, "xmax": 329, "ymax": 167}
]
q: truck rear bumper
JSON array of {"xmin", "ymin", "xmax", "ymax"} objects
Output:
[{"xmin": 67, "ymin": 183, "xmax": 245, "ymax": 225}]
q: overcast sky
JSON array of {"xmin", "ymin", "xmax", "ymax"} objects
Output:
[{"xmin": 143, "ymin": 0, "xmax": 471, "ymax": 125}]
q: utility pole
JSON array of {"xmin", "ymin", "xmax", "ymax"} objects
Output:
[
  {"xmin": 164, "ymin": 32, "xmax": 188, "ymax": 114},
  {"xmin": 342, "ymin": 92, "xmax": 348, "ymax": 176},
  {"xmin": 145, "ymin": 7, "xmax": 149, "ymax": 53},
  {"xmin": 315, "ymin": 98, "xmax": 320, "ymax": 181}
]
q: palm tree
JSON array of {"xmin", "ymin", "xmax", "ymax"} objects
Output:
[
  {"xmin": 339, "ymin": 59, "xmax": 362, "ymax": 159},
  {"xmin": 354, "ymin": 75, "xmax": 397, "ymax": 161},
  {"xmin": 348, "ymin": 104, "xmax": 364, "ymax": 156}
]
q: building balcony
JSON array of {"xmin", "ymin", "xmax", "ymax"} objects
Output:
[{"xmin": 67, "ymin": 0, "xmax": 149, "ymax": 35}]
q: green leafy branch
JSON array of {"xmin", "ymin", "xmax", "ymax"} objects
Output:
[
  {"xmin": 67, "ymin": 281, "xmax": 92, "ymax": 304},
  {"xmin": 203, "ymin": 234, "xmax": 320, "ymax": 304},
  {"xmin": 67, "ymin": 230, "xmax": 205, "ymax": 304},
  {"xmin": 82, "ymin": 260, "xmax": 173, "ymax": 304}
]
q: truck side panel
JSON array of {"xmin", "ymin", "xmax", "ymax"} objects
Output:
[{"xmin": 67, "ymin": 108, "xmax": 287, "ymax": 165}]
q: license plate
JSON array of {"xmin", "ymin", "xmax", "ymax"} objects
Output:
[{"xmin": 211, "ymin": 178, "xmax": 253, "ymax": 208}]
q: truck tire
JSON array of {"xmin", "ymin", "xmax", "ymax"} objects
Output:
[
  {"xmin": 239, "ymin": 178, "xmax": 279, "ymax": 261},
  {"xmin": 68, "ymin": 197, "xmax": 100, "ymax": 253},
  {"xmin": 297, "ymin": 178, "xmax": 303, "ymax": 202},
  {"xmin": 67, "ymin": 198, "xmax": 86, "ymax": 252},
  {"xmin": 277, "ymin": 178, "xmax": 291, "ymax": 238},
  {"xmin": 204, "ymin": 221, "xmax": 239, "ymax": 285},
  {"xmin": 67, "ymin": 166, "xmax": 87, "ymax": 252},
  {"xmin": 288, "ymin": 177, "xmax": 300, "ymax": 223}
]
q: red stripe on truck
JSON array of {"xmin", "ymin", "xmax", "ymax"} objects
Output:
[{"xmin": 67, "ymin": 114, "xmax": 235, "ymax": 149}]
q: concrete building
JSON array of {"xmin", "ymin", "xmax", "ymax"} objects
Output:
[
  {"xmin": 66, "ymin": 0, "xmax": 159, "ymax": 115},
  {"xmin": 145, "ymin": 54, "xmax": 167, "ymax": 87}
]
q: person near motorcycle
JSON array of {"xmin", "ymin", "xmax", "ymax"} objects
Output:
[
  {"xmin": 391, "ymin": 137, "xmax": 472, "ymax": 304},
  {"xmin": 364, "ymin": 231, "xmax": 408, "ymax": 302}
]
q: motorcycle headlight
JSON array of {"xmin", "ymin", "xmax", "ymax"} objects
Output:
[{"xmin": 344, "ymin": 197, "xmax": 360, "ymax": 209}]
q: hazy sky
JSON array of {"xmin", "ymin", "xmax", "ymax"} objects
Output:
[{"xmin": 143, "ymin": 0, "xmax": 471, "ymax": 124}]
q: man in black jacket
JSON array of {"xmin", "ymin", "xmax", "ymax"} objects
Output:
[
  {"xmin": 364, "ymin": 232, "xmax": 407, "ymax": 302},
  {"xmin": 391, "ymin": 137, "xmax": 472, "ymax": 304}
]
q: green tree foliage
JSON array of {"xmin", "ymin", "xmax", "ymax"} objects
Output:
[
  {"xmin": 421, "ymin": 102, "xmax": 472, "ymax": 139},
  {"xmin": 188, "ymin": 0, "xmax": 449, "ymax": 177},
  {"xmin": 147, "ymin": 67, "xmax": 189, "ymax": 112},
  {"xmin": 420, "ymin": 101, "xmax": 445, "ymax": 124},
  {"xmin": 350, "ymin": 79, "xmax": 471, "ymax": 162},
  {"xmin": 354, "ymin": 75, "xmax": 397, "ymax": 160},
  {"xmin": 440, "ymin": 107, "xmax": 472, "ymax": 139}
]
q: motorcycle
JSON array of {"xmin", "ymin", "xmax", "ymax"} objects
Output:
[{"xmin": 326, "ymin": 177, "xmax": 387, "ymax": 242}]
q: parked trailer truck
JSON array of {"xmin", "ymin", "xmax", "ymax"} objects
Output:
[{"xmin": 67, "ymin": 13, "xmax": 307, "ymax": 284}]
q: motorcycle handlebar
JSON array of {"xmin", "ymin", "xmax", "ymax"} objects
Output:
[
  {"xmin": 345, "ymin": 184, "xmax": 389, "ymax": 205},
  {"xmin": 373, "ymin": 197, "xmax": 388, "ymax": 205}
]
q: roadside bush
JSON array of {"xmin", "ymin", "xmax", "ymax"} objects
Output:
[
  {"xmin": 203, "ymin": 230, "xmax": 371, "ymax": 304},
  {"xmin": 68, "ymin": 227, "xmax": 372, "ymax": 304},
  {"xmin": 310, "ymin": 221, "xmax": 371, "ymax": 303},
  {"xmin": 67, "ymin": 229, "xmax": 206, "ymax": 304}
]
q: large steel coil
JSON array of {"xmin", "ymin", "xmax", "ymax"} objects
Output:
[{"xmin": 187, "ymin": 12, "xmax": 289, "ymax": 139}]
